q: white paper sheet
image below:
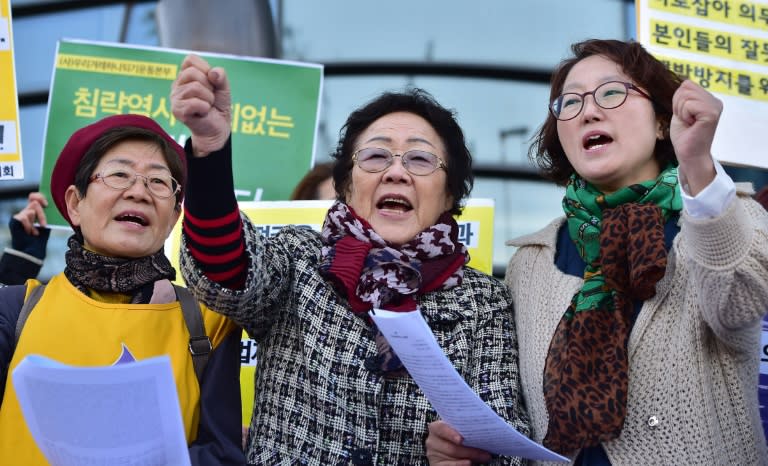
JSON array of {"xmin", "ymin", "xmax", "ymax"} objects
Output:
[
  {"xmin": 12, "ymin": 354, "xmax": 191, "ymax": 466},
  {"xmin": 370, "ymin": 308, "xmax": 568, "ymax": 463}
]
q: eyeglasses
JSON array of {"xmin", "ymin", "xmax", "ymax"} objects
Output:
[
  {"xmin": 89, "ymin": 167, "xmax": 180, "ymax": 199},
  {"xmin": 549, "ymin": 80, "xmax": 653, "ymax": 121},
  {"xmin": 352, "ymin": 147, "xmax": 446, "ymax": 176}
]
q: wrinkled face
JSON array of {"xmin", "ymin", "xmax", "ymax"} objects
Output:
[
  {"xmin": 557, "ymin": 55, "xmax": 663, "ymax": 193},
  {"xmin": 346, "ymin": 111, "xmax": 452, "ymax": 245},
  {"xmin": 65, "ymin": 140, "xmax": 181, "ymax": 258}
]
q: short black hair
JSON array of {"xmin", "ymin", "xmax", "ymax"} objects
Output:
[{"xmin": 330, "ymin": 88, "xmax": 473, "ymax": 215}]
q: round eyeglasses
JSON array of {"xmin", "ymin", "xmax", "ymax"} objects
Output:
[
  {"xmin": 352, "ymin": 147, "xmax": 446, "ymax": 176},
  {"xmin": 549, "ymin": 80, "xmax": 653, "ymax": 121},
  {"xmin": 89, "ymin": 167, "xmax": 180, "ymax": 199}
]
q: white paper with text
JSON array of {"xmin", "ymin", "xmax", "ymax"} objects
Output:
[
  {"xmin": 12, "ymin": 354, "xmax": 191, "ymax": 466},
  {"xmin": 370, "ymin": 308, "xmax": 568, "ymax": 462}
]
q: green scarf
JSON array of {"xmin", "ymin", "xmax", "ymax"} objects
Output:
[
  {"xmin": 542, "ymin": 164, "xmax": 682, "ymax": 455},
  {"xmin": 563, "ymin": 165, "xmax": 681, "ymax": 317}
]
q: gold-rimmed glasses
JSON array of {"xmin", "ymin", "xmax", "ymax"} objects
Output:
[
  {"xmin": 352, "ymin": 147, "xmax": 446, "ymax": 176},
  {"xmin": 89, "ymin": 167, "xmax": 180, "ymax": 199}
]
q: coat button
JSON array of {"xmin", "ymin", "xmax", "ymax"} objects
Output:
[
  {"xmin": 647, "ymin": 415, "xmax": 660, "ymax": 428},
  {"xmin": 351, "ymin": 448, "xmax": 373, "ymax": 465}
]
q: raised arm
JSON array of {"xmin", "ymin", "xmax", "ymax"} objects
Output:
[
  {"xmin": 171, "ymin": 54, "xmax": 232, "ymax": 157},
  {"xmin": 0, "ymin": 192, "xmax": 51, "ymax": 285},
  {"xmin": 172, "ymin": 54, "xmax": 246, "ymax": 290},
  {"xmin": 670, "ymin": 79, "xmax": 722, "ymax": 196},
  {"xmin": 13, "ymin": 192, "xmax": 48, "ymax": 236}
]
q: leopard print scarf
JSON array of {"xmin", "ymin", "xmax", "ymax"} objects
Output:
[
  {"xmin": 543, "ymin": 165, "xmax": 682, "ymax": 454},
  {"xmin": 319, "ymin": 201, "xmax": 468, "ymax": 372},
  {"xmin": 64, "ymin": 235, "xmax": 177, "ymax": 304}
]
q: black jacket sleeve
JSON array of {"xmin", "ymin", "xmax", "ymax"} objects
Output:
[
  {"xmin": 0, "ymin": 219, "xmax": 49, "ymax": 286},
  {"xmin": 183, "ymin": 136, "xmax": 238, "ymax": 221},
  {"xmin": 0, "ymin": 285, "xmax": 27, "ymax": 407},
  {"xmin": 188, "ymin": 329, "xmax": 245, "ymax": 465},
  {"xmin": 0, "ymin": 251, "xmax": 43, "ymax": 286}
]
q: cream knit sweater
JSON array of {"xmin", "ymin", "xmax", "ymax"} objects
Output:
[{"xmin": 506, "ymin": 189, "xmax": 768, "ymax": 466}]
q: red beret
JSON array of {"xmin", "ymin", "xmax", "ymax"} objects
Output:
[{"xmin": 50, "ymin": 114, "xmax": 186, "ymax": 227}]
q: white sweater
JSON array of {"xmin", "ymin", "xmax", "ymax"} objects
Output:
[{"xmin": 506, "ymin": 188, "xmax": 768, "ymax": 466}]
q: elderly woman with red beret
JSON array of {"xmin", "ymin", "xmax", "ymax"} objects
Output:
[{"xmin": 0, "ymin": 114, "xmax": 245, "ymax": 465}]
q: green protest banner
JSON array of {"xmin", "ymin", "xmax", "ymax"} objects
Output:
[{"xmin": 40, "ymin": 39, "xmax": 323, "ymax": 228}]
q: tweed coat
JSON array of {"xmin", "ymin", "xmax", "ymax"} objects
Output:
[
  {"xmin": 181, "ymin": 216, "xmax": 531, "ymax": 465},
  {"xmin": 506, "ymin": 188, "xmax": 768, "ymax": 466}
]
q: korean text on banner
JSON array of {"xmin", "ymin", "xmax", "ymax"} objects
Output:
[
  {"xmin": 0, "ymin": 0, "xmax": 24, "ymax": 180},
  {"xmin": 637, "ymin": 0, "xmax": 768, "ymax": 169},
  {"xmin": 40, "ymin": 39, "xmax": 323, "ymax": 228}
]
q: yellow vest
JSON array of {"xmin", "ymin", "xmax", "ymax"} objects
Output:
[{"xmin": 0, "ymin": 274, "xmax": 236, "ymax": 465}]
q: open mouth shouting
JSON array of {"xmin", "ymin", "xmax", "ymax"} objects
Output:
[
  {"xmin": 115, "ymin": 211, "xmax": 149, "ymax": 227},
  {"xmin": 376, "ymin": 195, "xmax": 413, "ymax": 214},
  {"xmin": 583, "ymin": 131, "xmax": 613, "ymax": 151}
]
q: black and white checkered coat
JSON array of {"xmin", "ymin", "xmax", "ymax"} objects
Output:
[{"xmin": 181, "ymin": 214, "xmax": 531, "ymax": 465}]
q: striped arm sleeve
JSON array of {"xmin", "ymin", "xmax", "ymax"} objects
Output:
[{"xmin": 182, "ymin": 137, "xmax": 247, "ymax": 290}]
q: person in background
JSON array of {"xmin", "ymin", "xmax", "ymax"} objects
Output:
[
  {"xmin": 0, "ymin": 114, "xmax": 245, "ymax": 465},
  {"xmin": 428, "ymin": 39, "xmax": 768, "ymax": 465},
  {"xmin": 0, "ymin": 192, "xmax": 51, "ymax": 285},
  {"xmin": 171, "ymin": 53, "xmax": 530, "ymax": 464},
  {"xmin": 290, "ymin": 161, "xmax": 336, "ymax": 201}
]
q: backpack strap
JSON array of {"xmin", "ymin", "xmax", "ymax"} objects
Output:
[
  {"xmin": 14, "ymin": 284, "xmax": 45, "ymax": 346},
  {"xmin": 173, "ymin": 285, "xmax": 212, "ymax": 382}
]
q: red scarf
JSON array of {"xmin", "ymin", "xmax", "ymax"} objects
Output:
[{"xmin": 319, "ymin": 201, "xmax": 468, "ymax": 372}]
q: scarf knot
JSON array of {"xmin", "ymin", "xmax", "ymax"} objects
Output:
[
  {"xmin": 319, "ymin": 201, "xmax": 468, "ymax": 312},
  {"xmin": 319, "ymin": 201, "xmax": 468, "ymax": 373},
  {"xmin": 543, "ymin": 165, "xmax": 682, "ymax": 454},
  {"xmin": 64, "ymin": 235, "xmax": 177, "ymax": 304}
]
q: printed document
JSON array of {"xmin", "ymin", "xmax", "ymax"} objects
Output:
[
  {"xmin": 12, "ymin": 354, "xmax": 191, "ymax": 466},
  {"xmin": 370, "ymin": 308, "xmax": 568, "ymax": 462}
]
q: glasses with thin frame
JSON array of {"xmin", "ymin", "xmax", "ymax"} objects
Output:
[
  {"xmin": 549, "ymin": 80, "xmax": 653, "ymax": 121},
  {"xmin": 352, "ymin": 147, "xmax": 446, "ymax": 176},
  {"xmin": 89, "ymin": 166, "xmax": 180, "ymax": 199}
]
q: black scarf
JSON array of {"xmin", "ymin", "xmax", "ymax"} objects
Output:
[{"xmin": 64, "ymin": 235, "xmax": 177, "ymax": 304}]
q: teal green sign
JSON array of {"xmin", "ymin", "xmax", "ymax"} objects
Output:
[{"xmin": 41, "ymin": 39, "xmax": 323, "ymax": 228}]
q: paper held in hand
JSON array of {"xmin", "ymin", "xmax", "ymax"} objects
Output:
[
  {"xmin": 369, "ymin": 308, "xmax": 569, "ymax": 463},
  {"xmin": 12, "ymin": 354, "xmax": 191, "ymax": 466}
]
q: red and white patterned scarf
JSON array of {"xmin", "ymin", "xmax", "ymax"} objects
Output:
[{"xmin": 319, "ymin": 201, "xmax": 468, "ymax": 372}]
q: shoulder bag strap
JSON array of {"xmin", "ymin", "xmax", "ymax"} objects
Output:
[
  {"xmin": 173, "ymin": 284, "xmax": 211, "ymax": 382},
  {"xmin": 15, "ymin": 284, "xmax": 45, "ymax": 346}
]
